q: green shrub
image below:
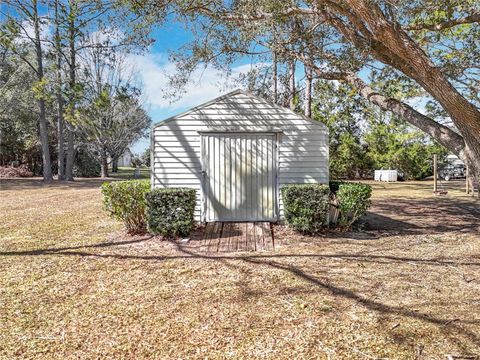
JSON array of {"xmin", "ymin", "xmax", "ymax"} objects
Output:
[
  {"xmin": 145, "ymin": 188, "xmax": 197, "ymax": 238},
  {"xmin": 101, "ymin": 179, "xmax": 150, "ymax": 234},
  {"xmin": 332, "ymin": 182, "xmax": 372, "ymax": 228},
  {"xmin": 281, "ymin": 184, "xmax": 330, "ymax": 234}
]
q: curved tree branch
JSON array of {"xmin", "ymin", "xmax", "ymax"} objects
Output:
[
  {"xmin": 405, "ymin": 12, "xmax": 480, "ymax": 31},
  {"xmin": 190, "ymin": 5, "xmax": 316, "ymax": 22},
  {"xmin": 343, "ymin": 73, "xmax": 466, "ymax": 155},
  {"xmin": 295, "ymin": 49, "xmax": 466, "ymax": 155}
]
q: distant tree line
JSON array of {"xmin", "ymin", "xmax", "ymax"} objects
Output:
[
  {"xmin": 312, "ymin": 81, "xmax": 446, "ymax": 180},
  {"xmin": 0, "ymin": 0, "xmax": 152, "ymax": 181},
  {"xmin": 235, "ymin": 61, "xmax": 446, "ymax": 180}
]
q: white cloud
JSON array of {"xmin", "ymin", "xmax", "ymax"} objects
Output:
[
  {"xmin": 88, "ymin": 27, "xmax": 126, "ymax": 46},
  {"xmin": 15, "ymin": 19, "xmax": 52, "ymax": 46},
  {"xmin": 127, "ymin": 52, "xmax": 265, "ymax": 112}
]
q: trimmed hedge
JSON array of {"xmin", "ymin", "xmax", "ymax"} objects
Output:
[
  {"xmin": 281, "ymin": 182, "xmax": 372, "ymax": 233},
  {"xmin": 145, "ymin": 188, "xmax": 197, "ymax": 238},
  {"xmin": 281, "ymin": 184, "xmax": 330, "ymax": 234},
  {"xmin": 101, "ymin": 179, "xmax": 150, "ymax": 234},
  {"xmin": 330, "ymin": 181, "xmax": 372, "ymax": 227}
]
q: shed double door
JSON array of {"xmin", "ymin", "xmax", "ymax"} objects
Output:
[{"xmin": 201, "ymin": 133, "xmax": 277, "ymax": 222}]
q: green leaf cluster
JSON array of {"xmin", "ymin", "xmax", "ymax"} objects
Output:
[
  {"xmin": 73, "ymin": 149, "xmax": 100, "ymax": 177},
  {"xmin": 281, "ymin": 184, "xmax": 330, "ymax": 234},
  {"xmin": 331, "ymin": 182, "xmax": 372, "ymax": 228},
  {"xmin": 145, "ymin": 188, "xmax": 197, "ymax": 238},
  {"xmin": 101, "ymin": 179, "xmax": 150, "ymax": 234},
  {"xmin": 313, "ymin": 81, "xmax": 373, "ymax": 179},
  {"xmin": 281, "ymin": 182, "xmax": 372, "ymax": 233},
  {"xmin": 365, "ymin": 116, "xmax": 447, "ymax": 180},
  {"xmin": 313, "ymin": 80, "xmax": 447, "ymax": 180}
]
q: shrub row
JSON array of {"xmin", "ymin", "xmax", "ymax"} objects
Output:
[
  {"xmin": 281, "ymin": 184, "xmax": 330, "ymax": 234},
  {"xmin": 101, "ymin": 180, "xmax": 196, "ymax": 237},
  {"xmin": 101, "ymin": 180, "xmax": 150, "ymax": 234},
  {"xmin": 332, "ymin": 182, "xmax": 372, "ymax": 228},
  {"xmin": 282, "ymin": 182, "xmax": 372, "ymax": 234},
  {"xmin": 102, "ymin": 180, "xmax": 371, "ymax": 237}
]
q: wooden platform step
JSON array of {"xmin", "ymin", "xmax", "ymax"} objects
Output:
[{"xmin": 193, "ymin": 222, "xmax": 274, "ymax": 253}]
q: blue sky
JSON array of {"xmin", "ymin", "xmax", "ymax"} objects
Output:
[
  {"xmin": 129, "ymin": 21, "xmax": 392, "ymax": 155},
  {"xmin": 0, "ymin": 3, "xmax": 262, "ymax": 155},
  {"xmin": 130, "ymin": 22, "xmax": 263, "ymax": 154}
]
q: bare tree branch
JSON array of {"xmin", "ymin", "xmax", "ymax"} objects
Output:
[{"xmin": 405, "ymin": 12, "xmax": 480, "ymax": 31}]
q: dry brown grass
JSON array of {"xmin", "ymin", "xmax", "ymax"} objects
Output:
[{"xmin": 1, "ymin": 178, "xmax": 479, "ymax": 359}]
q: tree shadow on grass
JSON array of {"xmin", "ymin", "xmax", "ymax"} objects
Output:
[
  {"xmin": 0, "ymin": 235, "xmax": 154, "ymax": 256},
  {"xmin": 2, "ymin": 237, "xmax": 480, "ymax": 267},
  {"xmin": 2, "ymin": 238, "xmax": 479, "ymax": 351},
  {"xmin": 174, "ymin": 244, "xmax": 480, "ymax": 351},
  {"xmin": 365, "ymin": 197, "xmax": 480, "ymax": 235}
]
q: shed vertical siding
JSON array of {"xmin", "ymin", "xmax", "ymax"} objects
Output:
[
  {"xmin": 202, "ymin": 133, "xmax": 277, "ymax": 222},
  {"xmin": 152, "ymin": 90, "xmax": 329, "ymax": 221}
]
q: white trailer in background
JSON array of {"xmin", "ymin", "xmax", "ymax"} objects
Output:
[{"xmin": 374, "ymin": 170, "xmax": 398, "ymax": 182}]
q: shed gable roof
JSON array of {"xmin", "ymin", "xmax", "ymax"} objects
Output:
[{"xmin": 153, "ymin": 89, "xmax": 327, "ymax": 130}]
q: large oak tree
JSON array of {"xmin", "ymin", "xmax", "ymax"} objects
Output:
[{"xmin": 133, "ymin": 0, "xmax": 480, "ymax": 179}]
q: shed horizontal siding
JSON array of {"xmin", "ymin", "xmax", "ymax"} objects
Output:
[
  {"xmin": 160, "ymin": 123, "xmax": 328, "ymax": 131},
  {"xmin": 152, "ymin": 91, "xmax": 329, "ymax": 221}
]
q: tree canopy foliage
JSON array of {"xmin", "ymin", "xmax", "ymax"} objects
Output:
[
  {"xmin": 313, "ymin": 80, "xmax": 446, "ymax": 180},
  {"xmin": 129, "ymin": 0, "xmax": 480, "ymax": 179},
  {"xmin": 2, "ymin": 0, "xmax": 479, "ymax": 181},
  {"xmin": 0, "ymin": 0, "xmax": 153, "ymax": 180}
]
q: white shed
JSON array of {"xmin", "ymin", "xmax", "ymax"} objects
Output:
[
  {"xmin": 117, "ymin": 148, "xmax": 132, "ymax": 167},
  {"xmin": 151, "ymin": 90, "xmax": 329, "ymax": 222}
]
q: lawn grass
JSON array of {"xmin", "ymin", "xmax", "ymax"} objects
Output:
[
  {"xmin": 0, "ymin": 179, "xmax": 479, "ymax": 359},
  {"xmin": 109, "ymin": 166, "xmax": 150, "ymax": 180},
  {"xmin": 367, "ymin": 178, "xmax": 469, "ymax": 199}
]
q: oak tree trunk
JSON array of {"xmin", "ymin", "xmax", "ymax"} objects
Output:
[
  {"xmin": 289, "ymin": 60, "xmax": 295, "ymax": 110},
  {"xmin": 38, "ymin": 100, "xmax": 53, "ymax": 182},
  {"xmin": 100, "ymin": 149, "xmax": 109, "ymax": 178},
  {"xmin": 460, "ymin": 136, "xmax": 480, "ymax": 181},
  {"xmin": 65, "ymin": 129, "xmax": 75, "ymax": 180},
  {"xmin": 57, "ymin": 100, "xmax": 65, "ymax": 180},
  {"xmin": 341, "ymin": 0, "xmax": 480, "ymax": 180},
  {"xmin": 272, "ymin": 51, "xmax": 278, "ymax": 104}
]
